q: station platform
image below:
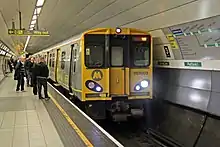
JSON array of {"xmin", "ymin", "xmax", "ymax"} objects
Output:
[
  {"xmin": 0, "ymin": 74, "xmax": 123, "ymax": 147},
  {"xmin": 0, "ymin": 74, "xmax": 64, "ymax": 147}
]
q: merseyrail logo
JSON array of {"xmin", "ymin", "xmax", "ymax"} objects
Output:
[{"xmin": 91, "ymin": 70, "xmax": 103, "ymax": 81}]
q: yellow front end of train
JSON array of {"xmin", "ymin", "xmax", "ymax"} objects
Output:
[
  {"xmin": 41, "ymin": 27, "xmax": 153, "ymax": 120},
  {"xmin": 82, "ymin": 28, "xmax": 152, "ymax": 100},
  {"xmin": 81, "ymin": 28, "xmax": 152, "ymax": 120}
]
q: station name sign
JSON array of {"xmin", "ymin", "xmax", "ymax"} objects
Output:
[
  {"xmin": 184, "ymin": 62, "xmax": 202, "ymax": 67},
  {"xmin": 8, "ymin": 29, "xmax": 50, "ymax": 36}
]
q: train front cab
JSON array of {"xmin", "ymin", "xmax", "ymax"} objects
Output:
[{"xmin": 82, "ymin": 28, "xmax": 152, "ymax": 120}]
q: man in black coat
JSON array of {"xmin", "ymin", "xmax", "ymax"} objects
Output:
[
  {"xmin": 24, "ymin": 57, "xmax": 33, "ymax": 87},
  {"xmin": 31, "ymin": 57, "xmax": 38, "ymax": 95},
  {"xmin": 14, "ymin": 57, "xmax": 26, "ymax": 92},
  {"xmin": 37, "ymin": 57, "xmax": 49, "ymax": 100}
]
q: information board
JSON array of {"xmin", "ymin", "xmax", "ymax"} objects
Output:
[
  {"xmin": 8, "ymin": 29, "xmax": 49, "ymax": 36},
  {"xmin": 162, "ymin": 15, "xmax": 220, "ymax": 60}
]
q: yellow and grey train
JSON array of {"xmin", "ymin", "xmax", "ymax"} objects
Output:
[{"xmin": 36, "ymin": 28, "xmax": 153, "ymax": 121}]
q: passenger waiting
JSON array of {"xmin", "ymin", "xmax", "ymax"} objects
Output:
[
  {"xmin": 14, "ymin": 57, "xmax": 26, "ymax": 92},
  {"xmin": 25, "ymin": 57, "xmax": 33, "ymax": 87},
  {"xmin": 37, "ymin": 57, "xmax": 50, "ymax": 100},
  {"xmin": 31, "ymin": 57, "xmax": 38, "ymax": 95}
]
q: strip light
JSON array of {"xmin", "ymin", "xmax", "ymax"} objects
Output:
[
  {"xmin": 36, "ymin": 0, "xmax": 45, "ymax": 7},
  {"xmin": 25, "ymin": 0, "xmax": 45, "ymax": 51},
  {"xmin": 23, "ymin": 36, "xmax": 31, "ymax": 51},
  {"xmin": 31, "ymin": 20, "xmax": 36, "ymax": 24},
  {"xmin": 34, "ymin": 7, "xmax": 42, "ymax": 15},
  {"xmin": 32, "ymin": 15, "xmax": 37, "ymax": 20}
]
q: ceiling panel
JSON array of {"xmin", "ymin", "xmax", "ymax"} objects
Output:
[
  {"xmin": 94, "ymin": 0, "xmax": 197, "ymax": 28},
  {"xmin": 123, "ymin": 0, "xmax": 220, "ymax": 30}
]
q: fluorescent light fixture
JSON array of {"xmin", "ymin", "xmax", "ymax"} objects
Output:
[
  {"xmin": 31, "ymin": 20, "xmax": 36, "ymax": 24},
  {"xmin": 32, "ymin": 15, "xmax": 37, "ymax": 20},
  {"xmin": 34, "ymin": 7, "xmax": 42, "ymax": 15},
  {"xmin": 30, "ymin": 24, "xmax": 35, "ymax": 28},
  {"xmin": 24, "ymin": 36, "xmax": 31, "ymax": 51},
  {"xmin": 36, "ymin": 0, "xmax": 45, "ymax": 7}
]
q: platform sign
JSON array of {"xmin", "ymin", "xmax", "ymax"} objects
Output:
[
  {"xmin": 8, "ymin": 29, "xmax": 49, "ymax": 36},
  {"xmin": 184, "ymin": 62, "xmax": 202, "ymax": 67}
]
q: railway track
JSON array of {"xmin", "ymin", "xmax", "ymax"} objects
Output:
[
  {"xmin": 50, "ymin": 81, "xmax": 182, "ymax": 147},
  {"xmin": 99, "ymin": 119, "xmax": 182, "ymax": 147}
]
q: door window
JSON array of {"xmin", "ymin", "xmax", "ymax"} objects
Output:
[{"xmin": 111, "ymin": 46, "xmax": 123, "ymax": 66}]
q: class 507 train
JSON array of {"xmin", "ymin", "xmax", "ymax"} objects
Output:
[{"xmin": 36, "ymin": 28, "xmax": 153, "ymax": 121}]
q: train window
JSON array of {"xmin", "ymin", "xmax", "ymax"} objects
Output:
[
  {"xmin": 49, "ymin": 54, "xmax": 52, "ymax": 67},
  {"xmin": 52, "ymin": 53, "xmax": 55, "ymax": 67},
  {"xmin": 72, "ymin": 43, "xmax": 78, "ymax": 73},
  {"xmin": 131, "ymin": 36, "xmax": 150, "ymax": 67},
  {"xmin": 61, "ymin": 51, "xmax": 66, "ymax": 70},
  {"xmin": 85, "ymin": 45, "xmax": 104, "ymax": 67},
  {"xmin": 111, "ymin": 46, "xmax": 123, "ymax": 66},
  {"xmin": 134, "ymin": 46, "xmax": 149, "ymax": 66}
]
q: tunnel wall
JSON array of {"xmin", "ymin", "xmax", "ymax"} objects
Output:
[
  {"xmin": 150, "ymin": 67, "xmax": 220, "ymax": 146},
  {"xmin": 153, "ymin": 68, "xmax": 220, "ymax": 115}
]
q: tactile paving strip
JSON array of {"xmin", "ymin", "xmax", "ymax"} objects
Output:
[
  {"xmin": 47, "ymin": 84, "xmax": 118, "ymax": 147},
  {"xmin": 43, "ymin": 99, "xmax": 86, "ymax": 147}
]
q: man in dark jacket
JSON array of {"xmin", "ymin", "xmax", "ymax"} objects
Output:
[
  {"xmin": 37, "ymin": 57, "xmax": 49, "ymax": 100},
  {"xmin": 14, "ymin": 57, "xmax": 26, "ymax": 92},
  {"xmin": 31, "ymin": 57, "xmax": 38, "ymax": 95},
  {"xmin": 7, "ymin": 59, "xmax": 13, "ymax": 73},
  {"xmin": 24, "ymin": 57, "xmax": 33, "ymax": 87}
]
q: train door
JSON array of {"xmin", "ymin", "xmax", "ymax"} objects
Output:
[
  {"xmin": 109, "ymin": 35, "xmax": 129, "ymax": 96},
  {"xmin": 55, "ymin": 48, "xmax": 61, "ymax": 82},
  {"xmin": 70, "ymin": 44, "xmax": 77, "ymax": 93}
]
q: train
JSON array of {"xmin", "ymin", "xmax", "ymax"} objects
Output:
[{"xmin": 35, "ymin": 28, "xmax": 153, "ymax": 121}]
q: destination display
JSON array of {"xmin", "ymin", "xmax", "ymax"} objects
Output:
[
  {"xmin": 162, "ymin": 15, "xmax": 220, "ymax": 60},
  {"xmin": 8, "ymin": 29, "xmax": 49, "ymax": 36}
]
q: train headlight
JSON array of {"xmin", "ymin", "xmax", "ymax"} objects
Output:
[
  {"xmin": 135, "ymin": 85, "xmax": 141, "ymax": 91},
  {"xmin": 141, "ymin": 80, "xmax": 149, "ymax": 88},
  {"xmin": 86, "ymin": 80, "xmax": 103, "ymax": 92},
  {"xmin": 88, "ymin": 82, "xmax": 95, "ymax": 89},
  {"xmin": 95, "ymin": 86, "xmax": 102, "ymax": 92},
  {"xmin": 116, "ymin": 27, "xmax": 121, "ymax": 34}
]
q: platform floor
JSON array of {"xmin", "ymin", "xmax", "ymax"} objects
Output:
[{"xmin": 0, "ymin": 74, "xmax": 64, "ymax": 147}]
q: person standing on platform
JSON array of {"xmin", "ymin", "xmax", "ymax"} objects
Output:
[
  {"xmin": 31, "ymin": 57, "xmax": 38, "ymax": 95},
  {"xmin": 25, "ymin": 57, "xmax": 32, "ymax": 87},
  {"xmin": 37, "ymin": 57, "xmax": 50, "ymax": 100},
  {"xmin": 14, "ymin": 57, "xmax": 26, "ymax": 92},
  {"xmin": 13, "ymin": 58, "xmax": 18, "ymax": 69},
  {"xmin": 7, "ymin": 59, "xmax": 13, "ymax": 73}
]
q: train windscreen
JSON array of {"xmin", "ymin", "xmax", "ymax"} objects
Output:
[
  {"xmin": 84, "ymin": 34, "xmax": 105, "ymax": 68},
  {"xmin": 130, "ymin": 35, "xmax": 151, "ymax": 67}
]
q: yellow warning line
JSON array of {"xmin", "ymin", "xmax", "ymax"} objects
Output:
[{"xmin": 48, "ymin": 93, "xmax": 94, "ymax": 147}]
